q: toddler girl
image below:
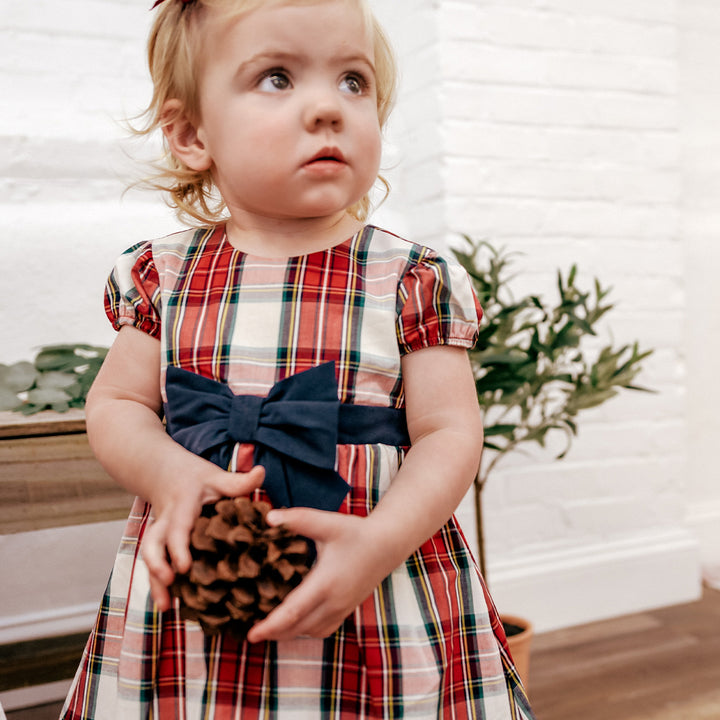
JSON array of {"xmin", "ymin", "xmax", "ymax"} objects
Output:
[{"xmin": 62, "ymin": 0, "xmax": 536, "ymax": 717}]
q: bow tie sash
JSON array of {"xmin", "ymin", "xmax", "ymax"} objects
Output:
[{"xmin": 164, "ymin": 362, "xmax": 409, "ymax": 512}]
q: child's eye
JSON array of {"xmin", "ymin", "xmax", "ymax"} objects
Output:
[
  {"xmin": 258, "ymin": 70, "xmax": 291, "ymax": 92},
  {"xmin": 339, "ymin": 73, "xmax": 367, "ymax": 95}
]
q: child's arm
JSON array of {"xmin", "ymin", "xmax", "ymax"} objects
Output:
[
  {"xmin": 85, "ymin": 326, "xmax": 265, "ymax": 610},
  {"xmin": 246, "ymin": 344, "xmax": 482, "ymax": 642}
]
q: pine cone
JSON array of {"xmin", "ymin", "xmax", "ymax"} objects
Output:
[{"xmin": 170, "ymin": 497, "xmax": 315, "ymax": 640}]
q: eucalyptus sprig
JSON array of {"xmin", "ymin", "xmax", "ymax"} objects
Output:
[{"xmin": 0, "ymin": 344, "xmax": 108, "ymax": 415}]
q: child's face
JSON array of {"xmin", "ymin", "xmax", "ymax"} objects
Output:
[{"xmin": 191, "ymin": 0, "xmax": 382, "ymax": 226}]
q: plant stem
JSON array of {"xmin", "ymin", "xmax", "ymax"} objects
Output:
[{"xmin": 473, "ymin": 474, "xmax": 487, "ymax": 580}]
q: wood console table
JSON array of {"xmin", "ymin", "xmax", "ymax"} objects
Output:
[{"xmin": 0, "ymin": 410, "xmax": 133, "ymax": 535}]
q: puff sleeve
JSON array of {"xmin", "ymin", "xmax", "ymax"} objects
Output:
[
  {"xmin": 103, "ymin": 241, "xmax": 162, "ymax": 339},
  {"xmin": 396, "ymin": 249, "xmax": 482, "ymax": 355}
]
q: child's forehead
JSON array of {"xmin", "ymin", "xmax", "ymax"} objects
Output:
[
  {"xmin": 199, "ymin": 0, "xmax": 374, "ymax": 58},
  {"xmin": 205, "ymin": 0, "xmax": 369, "ymax": 22}
]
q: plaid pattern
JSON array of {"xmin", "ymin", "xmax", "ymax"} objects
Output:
[{"xmin": 63, "ymin": 225, "xmax": 535, "ymax": 719}]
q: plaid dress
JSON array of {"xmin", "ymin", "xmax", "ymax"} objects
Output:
[{"xmin": 62, "ymin": 225, "xmax": 535, "ymax": 719}]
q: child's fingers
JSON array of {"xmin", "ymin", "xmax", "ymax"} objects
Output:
[
  {"xmin": 141, "ymin": 518, "xmax": 176, "ymax": 609},
  {"xmin": 205, "ymin": 465, "xmax": 266, "ymax": 503},
  {"xmin": 148, "ymin": 570, "xmax": 173, "ymax": 612},
  {"xmin": 246, "ymin": 574, "xmax": 325, "ymax": 642},
  {"xmin": 250, "ymin": 603, "xmax": 342, "ymax": 642},
  {"xmin": 265, "ymin": 506, "xmax": 336, "ymax": 541},
  {"xmin": 143, "ymin": 466, "xmax": 268, "ymax": 619},
  {"xmin": 247, "ymin": 555, "xmax": 358, "ymax": 642},
  {"xmin": 247, "ymin": 513, "xmax": 364, "ymax": 642},
  {"xmin": 166, "ymin": 517, "xmax": 194, "ymax": 575},
  {"xmin": 142, "ymin": 518, "xmax": 174, "ymax": 583},
  {"xmin": 245, "ymin": 510, "xmax": 331, "ymax": 643}
]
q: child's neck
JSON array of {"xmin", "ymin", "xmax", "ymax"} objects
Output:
[{"xmin": 223, "ymin": 212, "xmax": 365, "ymax": 259}]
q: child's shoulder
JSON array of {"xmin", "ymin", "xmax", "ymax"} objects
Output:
[
  {"xmin": 118, "ymin": 227, "xmax": 215, "ymax": 265},
  {"xmin": 147, "ymin": 226, "xmax": 209, "ymax": 255},
  {"xmin": 364, "ymin": 225, "xmax": 440, "ymax": 262},
  {"xmin": 364, "ymin": 225, "xmax": 469, "ymax": 278}
]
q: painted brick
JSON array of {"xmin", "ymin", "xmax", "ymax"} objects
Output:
[
  {"xmin": 4, "ymin": 0, "xmax": 149, "ymax": 38},
  {"xmin": 482, "ymin": 503, "xmax": 570, "ymax": 554},
  {"xmin": 445, "ymin": 161, "xmax": 680, "ymax": 205},
  {"xmin": 545, "ymin": 55, "xmax": 676, "ymax": 96},
  {"xmin": 544, "ymin": 128, "xmax": 680, "ymax": 168},
  {"xmin": 542, "ymin": 0, "xmax": 675, "ymax": 24},
  {"xmin": 442, "ymin": 43, "xmax": 550, "ymax": 86}
]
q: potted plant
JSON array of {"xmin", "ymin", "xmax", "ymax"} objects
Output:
[{"xmin": 452, "ymin": 236, "xmax": 652, "ymax": 684}]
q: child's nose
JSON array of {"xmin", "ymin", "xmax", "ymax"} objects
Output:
[{"xmin": 303, "ymin": 85, "xmax": 343, "ymax": 130}]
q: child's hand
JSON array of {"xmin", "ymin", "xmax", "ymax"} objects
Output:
[
  {"xmin": 245, "ymin": 508, "xmax": 397, "ymax": 643},
  {"xmin": 142, "ymin": 464, "xmax": 265, "ymax": 611}
]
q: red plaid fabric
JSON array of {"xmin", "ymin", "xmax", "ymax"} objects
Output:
[{"xmin": 62, "ymin": 225, "xmax": 535, "ymax": 719}]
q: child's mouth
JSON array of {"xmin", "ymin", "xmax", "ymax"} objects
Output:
[
  {"xmin": 303, "ymin": 150, "xmax": 347, "ymax": 176},
  {"xmin": 307, "ymin": 148, "xmax": 346, "ymax": 165}
]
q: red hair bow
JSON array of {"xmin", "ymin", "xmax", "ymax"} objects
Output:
[{"xmin": 151, "ymin": 0, "xmax": 195, "ymax": 8}]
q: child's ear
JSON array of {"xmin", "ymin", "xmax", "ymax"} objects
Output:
[{"xmin": 161, "ymin": 99, "xmax": 212, "ymax": 172}]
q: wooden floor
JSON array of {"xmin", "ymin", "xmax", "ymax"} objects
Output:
[
  {"xmin": 529, "ymin": 585, "xmax": 720, "ymax": 720},
  {"xmin": 4, "ymin": 587, "xmax": 720, "ymax": 719}
]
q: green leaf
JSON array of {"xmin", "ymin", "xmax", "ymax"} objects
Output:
[
  {"xmin": 476, "ymin": 351, "xmax": 529, "ymax": 365},
  {"xmin": 3, "ymin": 362, "xmax": 37, "ymax": 392},
  {"xmin": 20, "ymin": 403, "xmax": 44, "ymax": 416},
  {"xmin": 568, "ymin": 264, "xmax": 577, "ymax": 286},
  {"xmin": 484, "ymin": 424, "xmax": 518, "ymax": 437},
  {"xmin": 623, "ymin": 384, "xmax": 655, "ymax": 393},
  {"xmin": 0, "ymin": 388, "xmax": 23, "ymax": 412},
  {"xmin": 26, "ymin": 387, "xmax": 73, "ymax": 406},
  {"xmin": 571, "ymin": 389, "xmax": 619, "ymax": 410},
  {"xmin": 475, "ymin": 373, "xmax": 527, "ymax": 396},
  {"xmin": 530, "ymin": 331, "xmax": 547, "ymax": 354},
  {"xmin": 34, "ymin": 345, "xmax": 107, "ymax": 373},
  {"xmin": 566, "ymin": 313, "xmax": 595, "ymax": 336},
  {"xmin": 33, "ymin": 348, "xmax": 77, "ymax": 372},
  {"xmin": 36, "ymin": 371, "xmax": 79, "ymax": 390},
  {"xmin": 482, "ymin": 440, "xmax": 504, "ymax": 451}
]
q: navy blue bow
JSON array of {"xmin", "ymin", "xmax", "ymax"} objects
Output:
[{"xmin": 164, "ymin": 362, "xmax": 351, "ymax": 512}]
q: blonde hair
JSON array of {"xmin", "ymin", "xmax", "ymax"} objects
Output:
[{"xmin": 136, "ymin": 0, "xmax": 397, "ymax": 226}]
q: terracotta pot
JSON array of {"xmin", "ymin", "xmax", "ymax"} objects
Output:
[{"xmin": 502, "ymin": 614, "xmax": 534, "ymax": 688}]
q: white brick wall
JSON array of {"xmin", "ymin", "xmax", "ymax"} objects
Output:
[
  {"xmin": 679, "ymin": 0, "xmax": 720, "ymax": 588},
  {"xmin": 1, "ymin": 0, "xmax": 717, "ymax": 642},
  {"xmin": 374, "ymin": 0, "xmax": 707, "ymax": 630},
  {"xmin": 1, "ymin": 0, "xmax": 181, "ymax": 362}
]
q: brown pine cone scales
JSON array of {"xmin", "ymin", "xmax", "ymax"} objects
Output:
[{"xmin": 170, "ymin": 497, "xmax": 315, "ymax": 640}]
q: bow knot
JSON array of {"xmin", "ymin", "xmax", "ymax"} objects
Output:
[
  {"xmin": 164, "ymin": 362, "xmax": 350, "ymax": 512},
  {"xmin": 229, "ymin": 395, "xmax": 263, "ymax": 444}
]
